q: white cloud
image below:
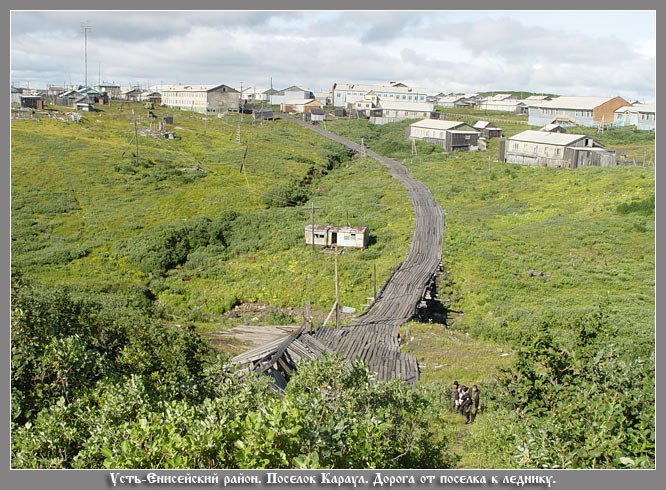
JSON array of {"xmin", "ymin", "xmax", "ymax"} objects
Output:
[{"xmin": 10, "ymin": 10, "xmax": 655, "ymax": 101}]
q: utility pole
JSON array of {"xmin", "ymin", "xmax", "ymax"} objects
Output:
[
  {"xmin": 334, "ymin": 246, "xmax": 340, "ymax": 328},
  {"xmin": 132, "ymin": 109, "xmax": 139, "ymax": 166},
  {"xmin": 240, "ymin": 145, "xmax": 250, "ymax": 189},
  {"xmin": 81, "ymin": 22, "xmax": 91, "ymax": 87},
  {"xmin": 310, "ymin": 201, "xmax": 320, "ymax": 252}
]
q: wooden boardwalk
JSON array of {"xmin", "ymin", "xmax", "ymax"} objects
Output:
[{"xmin": 231, "ymin": 115, "xmax": 444, "ymax": 386}]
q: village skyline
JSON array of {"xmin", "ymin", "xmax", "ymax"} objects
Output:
[{"xmin": 10, "ymin": 10, "xmax": 656, "ymax": 103}]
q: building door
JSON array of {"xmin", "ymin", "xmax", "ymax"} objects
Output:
[{"xmin": 331, "ymin": 232, "xmax": 337, "ymax": 245}]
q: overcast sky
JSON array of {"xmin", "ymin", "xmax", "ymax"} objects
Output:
[{"xmin": 10, "ymin": 10, "xmax": 656, "ymax": 102}]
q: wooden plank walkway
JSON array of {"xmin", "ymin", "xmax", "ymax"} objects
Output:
[{"xmin": 230, "ymin": 114, "xmax": 444, "ymax": 387}]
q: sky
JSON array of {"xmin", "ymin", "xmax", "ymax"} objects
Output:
[{"xmin": 10, "ymin": 10, "xmax": 656, "ymax": 102}]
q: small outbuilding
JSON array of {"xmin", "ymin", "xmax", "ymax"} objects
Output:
[
  {"xmin": 540, "ymin": 123, "xmax": 567, "ymax": 133},
  {"xmin": 20, "ymin": 95, "xmax": 43, "ymax": 110},
  {"xmin": 304, "ymin": 225, "xmax": 369, "ymax": 249},
  {"xmin": 304, "ymin": 107, "xmax": 325, "ymax": 122},
  {"xmin": 406, "ymin": 119, "xmax": 480, "ymax": 152},
  {"xmin": 499, "ymin": 130, "xmax": 616, "ymax": 168},
  {"xmin": 473, "ymin": 120, "xmax": 503, "ymax": 138}
]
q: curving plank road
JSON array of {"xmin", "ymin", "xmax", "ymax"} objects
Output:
[{"xmin": 282, "ymin": 115, "xmax": 445, "ymax": 384}]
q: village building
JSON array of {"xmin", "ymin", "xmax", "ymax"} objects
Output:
[
  {"xmin": 238, "ymin": 86, "xmax": 270, "ymax": 102},
  {"xmin": 270, "ymin": 86, "xmax": 314, "ymax": 105},
  {"xmin": 406, "ymin": 119, "xmax": 480, "ymax": 152},
  {"xmin": 95, "ymin": 83, "xmax": 121, "ymax": 98},
  {"xmin": 478, "ymin": 94, "xmax": 527, "ymax": 113},
  {"xmin": 252, "ymin": 108, "xmax": 274, "ymax": 120},
  {"xmin": 160, "ymin": 84, "xmax": 240, "ymax": 114},
  {"xmin": 614, "ymin": 104, "xmax": 655, "ymax": 131},
  {"xmin": 75, "ymin": 101, "xmax": 95, "ymax": 112},
  {"xmin": 304, "ymin": 225, "xmax": 369, "ymax": 249},
  {"xmin": 522, "ymin": 94, "xmax": 552, "ymax": 103},
  {"xmin": 527, "ymin": 96, "xmax": 629, "ymax": 127},
  {"xmin": 303, "ymin": 107, "xmax": 325, "ymax": 122},
  {"xmin": 499, "ymin": 130, "xmax": 616, "ymax": 168},
  {"xmin": 369, "ymin": 100, "xmax": 435, "ymax": 124},
  {"xmin": 140, "ymin": 91, "xmax": 162, "ymax": 104},
  {"xmin": 540, "ymin": 123, "xmax": 567, "ymax": 133},
  {"xmin": 120, "ymin": 87, "xmax": 143, "ymax": 101},
  {"xmin": 473, "ymin": 120, "xmax": 503, "ymax": 138},
  {"xmin": 331, "ymin": 82, "xmax": 428, "ymax": 107},
  {"xmin": 46, "ymin": 85, "xmax": 67, "ymax": 97},
  {"xmin": 11, "ymin": 86, "xmax": 21, "ymax": 105},
  {"xmin": 53, "ymin": 89, "xmax": 82, "ymax": 106},
  {"xmin": 435, "ymin": 94, "xmax": 475, "ymax": 109},
  {"xmin": 20, "ymin": 95, "xmax": 43, "ymax": 110},
  {"xmin": 280, "ymin": 98, "xmax": 324, "ymax": 113}
]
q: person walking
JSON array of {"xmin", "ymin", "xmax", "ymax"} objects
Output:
[
  {"xmin": 451, "ymin": 381, "xmax": 460, "ymax": 413},
  {"xmin": 469, "ymin": 385, "xmax": 481, "ymax": 423},
  {"xmin": 460, "ymin": 385, "xmax": 472, "ymax": 422}
]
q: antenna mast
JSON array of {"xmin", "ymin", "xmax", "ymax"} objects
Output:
[{"xmin": 81, "ymin": 22, "xmax": 92, "ymax": 87}]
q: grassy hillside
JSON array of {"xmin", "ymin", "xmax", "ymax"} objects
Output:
[
  {"xmin": 11, "ymin": 101, "xmax": 414, "ymax": 335},
  {"xmin": 323, "ymin": 117, "xmax": 654, "ymax": 355}
]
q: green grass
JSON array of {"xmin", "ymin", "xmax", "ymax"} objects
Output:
[{"xmin": 11, "ymin": 101, "xmax": 414, "ymax": 338}]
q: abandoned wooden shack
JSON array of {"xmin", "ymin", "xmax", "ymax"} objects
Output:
[
  {"xmin": 20, "ymin": 95, "xmax": 43, "ymax": 110},
  {"xmin": 406, "ymin": 119, "xmax": 480, "ymax": 152},
  {"xmin": 74, "ymin": 101, "xmax": 94, "ymax": 112},
  {"xmin": 303, "ymin": 107, "xmax": 325, "ymax": 122},
  {"xmin": 304, "ymin": 225, "xmax": 369, "ymax": 249},
  {"xmin": 473, "ymin": 120, "xmax": 503, "ymax": 138},
  {"xmin": 499, "ymin": 130, "xmax": 616, "ymax": 168},
  {"xmin": 252, "ymin": 108, "xmax": 274, "ymax": 120},
  {"xmin": 333, "ymin": 107, "xmax": 346, "ymax": 117}
]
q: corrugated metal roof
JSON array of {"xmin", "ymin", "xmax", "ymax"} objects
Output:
[
  {"xmin": 305, "ymin": 225, "xmax": 368, "ymax": 233},
  {"xmin": 161, "ymin": 84, "xmax": 233, "ymax": 92},
  {"xmin": 509, "ymin": 130, "xmax": 587, "ymax": 146},
  {"xmin": 615, "ymin": 104, "xmax": 655, "ymax": 114},
  {"xmin": 409, "ymin": 119, "xmax": 467, "ymax": 130},
  {"xmin": 528, "ymin": 96, "xmax": 620, "ymax": 109},
  {"xmin": 524, "ymin": 95, "xmax": 551, "ymax": 101},
  {"xmin": 377, "ymin": 100, "xmax": 434, "ymax": 111},
  {"xmin": 282, "ymin": 98, "xmax": 322, "ymax": 105},
  {"xmin": 540, "ymin": 123, "xmax": 565, "ymax": 132},
  {"xmin": 474, "ymin": 120, "xmax": 493, "ymax": 129},
  {"xmin": 334, "ymin": 83, "xmax": 427, "ymax": 94}
]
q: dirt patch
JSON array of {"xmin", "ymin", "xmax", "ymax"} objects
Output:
[{"xmin": 224, "ymin": 302, "xmax": 330, "ymax": 324}]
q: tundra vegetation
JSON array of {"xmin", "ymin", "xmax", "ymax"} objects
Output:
[{"xmin": 11, "ymin": 101, "xmax": 654, "ymax": 468}]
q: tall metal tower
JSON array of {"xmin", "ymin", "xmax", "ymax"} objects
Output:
[{"xmin": 81, "ymin": 22, "xmax": 92, "ymax": 87}]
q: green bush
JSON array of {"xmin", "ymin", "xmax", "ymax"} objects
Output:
[{"xmin": 616, "ymin": 195, "xmax": 654, "ymax": 216}]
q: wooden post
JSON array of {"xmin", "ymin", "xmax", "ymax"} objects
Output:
[
  {"xmin": 132, "ymin": 109, "xmax": 139, "ymax": 166},
  {"xmin": 334, "ymin": 246, "xmax": 340, "ymax": 329},
  {"xmin": 304, "ymin": 301, "xmax": 312, "ymax": 333},
  {"xmin": 311, "ymin": 201, "xmax": 315, "ymax": 252},
  {"xmin": 204, "ymin": 117, "xmax": 207, "ymax": 135},
  {"xmin": 373, "ymin": 263, "xmax": 377, "ymax": 302},
  {"xmin": 346, "ymin": 210, "xmax": 350, "ymax": 227}
]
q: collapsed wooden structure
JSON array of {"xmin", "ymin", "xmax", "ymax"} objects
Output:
[{"xmin": 231, "ymin": 114, "xmax": 445, "ymax": 389}]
